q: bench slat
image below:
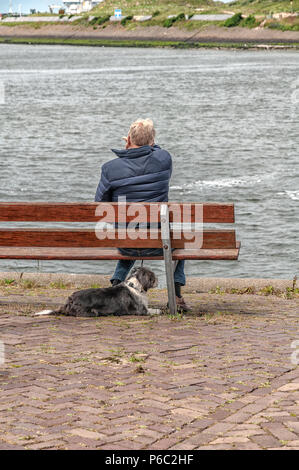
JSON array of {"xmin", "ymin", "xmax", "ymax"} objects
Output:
[
  {"xmin": 0, "ymin": 202, "xmax": 235, "ymax": 223},
  {"xmin": 0, "ymin": 228, "xmax": 236, "ymax": 249},
  {"xmin": 0, "ymin": 243, "xmax": 240, "ymax": 261}
]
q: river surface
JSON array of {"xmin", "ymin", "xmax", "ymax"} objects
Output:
[{"xmin": 0, "ymin": 44, "xmax": 298, "ymax": 283}]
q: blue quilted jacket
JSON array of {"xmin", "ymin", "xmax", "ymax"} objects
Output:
[{"xmin": 95, "ymin": 144, "xmax": 172, "ymax": 202}]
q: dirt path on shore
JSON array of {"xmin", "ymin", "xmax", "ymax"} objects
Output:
[{"xmin": 0, "ymin": 24, "xmax": 299, "ymax": 44}]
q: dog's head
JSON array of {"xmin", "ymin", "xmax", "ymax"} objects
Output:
[{"xmin": 127, "ymin": 267, "xmax": 157, "ymax": 292}]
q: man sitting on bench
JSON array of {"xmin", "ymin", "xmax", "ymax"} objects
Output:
[{"xmin": 95, "ymin": 118, "xmax": 190, "ymax": 312}]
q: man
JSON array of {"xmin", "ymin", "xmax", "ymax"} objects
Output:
[{"xmin": 95, "ymin": 118, "xmax": 189, "ymax": 311}]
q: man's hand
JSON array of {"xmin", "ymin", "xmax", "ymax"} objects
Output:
[{"xmin": 122, "ymin": 136, "xmax": 128, "ymax": 147}]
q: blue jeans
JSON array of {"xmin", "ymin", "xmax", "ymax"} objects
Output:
[{"xmin": 111, "ymin": 248, "xmax": 186, "ymax": 286}]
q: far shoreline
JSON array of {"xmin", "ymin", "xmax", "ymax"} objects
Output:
[{"xmin": 1, "ymin": 23, "xmax": 299, "ymax": 49}]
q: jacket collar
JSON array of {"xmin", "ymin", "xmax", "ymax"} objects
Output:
[{"xmin": 111, "ymin": 145, "xmax": 158, "ymax": 159}]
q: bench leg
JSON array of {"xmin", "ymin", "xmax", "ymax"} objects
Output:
[
  {"xmin": 163, "ymin": 247, "xmax": 177, "ymax": 316},
  {"xmin": 161, "ymin": 204, "xmax": 176, "ymax": 316}
]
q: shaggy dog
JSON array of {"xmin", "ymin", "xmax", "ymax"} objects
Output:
[{"xmin": 35, "ymin": 267, "xmax": 160, "ymax": 317}]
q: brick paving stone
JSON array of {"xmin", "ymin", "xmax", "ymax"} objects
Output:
[
  {"xmin": 224, "ymin": 411, "xmax": 252, "ymax": 423},
  {"xmin": 67, "ymin": 428, "xmax": 106, "ymax": 440},
  {"xmin": 250, "ymin": 434, "xmax": 283, "ymax": 448},
  {"xmin": 0, "ymin": 290, "xmax": 298, "ymax": 450},
  {"xmin": 230, "ymin": 442, "xmax": 262, "ymax": 450},
  {"xmin": 0, "ymin": 441, "xmax": 25, "ymax": 450},
  {"xmin": 25, "ymin": 440, "xmax": 66, "ymax": 450},
  {"xmin": 226, "ymin": 429, "xmax": 266, "ymax": 438},
  {"xmin": 171, "ymin": 408, "xmax": 203, "ymax": 419},
  {"xmin": 197, "ymin": 444, "xmax": 236, "ymax": 450},
  {"xmin": 169, "ymin": 443, "xmax": 197, "ymax": 450},
  {"xmin": 284, "ymin": 422, "xmax": 299, "ymax": 433},
  {"xmin": 175, "ymin": 434, "xmax": 215, "ymax": 448},
  {"xmin": 107, "ymin": 440, "xmax": 147, "ymax": 450},
  {"xmin": 98, "ymin": 443, "xmax": 135, "ymax": 450},
  {"xmin": 285, "ymin": 440, "xmax": 299, "ymax": 447},
  {"xmin": 211, "ymin": 436, "xmax": 251, "ymax": 444},
  {"xmin": 278, "ymin": 383, "xmax": 299, "ymax": 392},
  {"xmin": 261, "ymin": 422, "xmax": 298, "ymax": 441},
  {"xmin": 149, "ymin": 437, "xmax": 181, "ymax": 450},
  {"xmin": 202, "ymin": 422, "xmax": 235, "ymax": 435}
]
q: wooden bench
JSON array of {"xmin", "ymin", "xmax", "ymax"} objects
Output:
[{"xmin": 0, "ymin": 202, "xmax": 240, "ymax": 315}]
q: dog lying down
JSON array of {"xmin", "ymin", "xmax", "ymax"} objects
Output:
[{"xmin": 35, "ymin": 267, "xmax": 161, "ymax": 317}]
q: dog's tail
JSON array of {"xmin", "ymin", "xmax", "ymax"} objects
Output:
[{"xmin": 34, "ymin": 308, "xmax": 62, "ymax": 317}]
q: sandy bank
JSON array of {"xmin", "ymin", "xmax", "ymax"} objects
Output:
[{"xmin": 0, "ymin": 24, "xmax": 299, "ymax": 44}]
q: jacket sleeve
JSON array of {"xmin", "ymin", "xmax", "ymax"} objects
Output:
[
  {"xmin": 152, "ymin": 144, "xmax": 172, "ymax": 177},
  {"xmin": 95, "ymin": 166, "xmax": 112, "ymax": 202},
  {"xmin": 169, "ymin": 154, "xmax": 173, "ymax": 178}
]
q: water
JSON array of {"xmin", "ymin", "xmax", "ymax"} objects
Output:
[{"xmin": 0, "ymin": 44, "xmax": 298, "ymax": 282}]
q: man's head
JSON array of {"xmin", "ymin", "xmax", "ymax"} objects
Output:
[{"xmin": 125, "ymin": 118, "xmax": 155, "ymax": 148}]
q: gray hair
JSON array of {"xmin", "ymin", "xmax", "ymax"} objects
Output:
[{"xmin": 129, "ymin": 118, "xmax": 155, "ymax": 146}]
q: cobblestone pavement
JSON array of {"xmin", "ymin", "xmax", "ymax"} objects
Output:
[{"xmin": 0, "ymin": 292, "xmax": 298, "ymax": 450}]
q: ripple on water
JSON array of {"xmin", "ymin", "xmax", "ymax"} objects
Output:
[{"xmin": 0, "ymin": 46, "xmax": 298, "ymax": 281}]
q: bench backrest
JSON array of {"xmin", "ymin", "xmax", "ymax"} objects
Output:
[{"xmin": 0, "ymin": 202, "xmax": 236, "ymax": 250}]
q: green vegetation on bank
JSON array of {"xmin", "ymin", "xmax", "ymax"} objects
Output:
[
  {"xmin": 70, "ymin": 0, "xmax": 297, "ymax": 29},
  {"xmin": 223, "ymin": 12, "xmax": 261, "ymax": 28},
  {"xmin": 86, "ymin": 0, "xmax": 299, "ymax": 32},
  {"xmin": 0, "ymin": 0, "xmax": 298, "ymax": 35},
  {"xmin": 265, "ymin": 17, "xmax": 299, "ymax": 30},
  {"xmin": 89, "ymin": 0, "xmax": 299, "ymax": 17},
  {"xmin": 227, "ymin": 0, "xmax": 299, "ymax": 15},
  {"xmin": 0, "ymin": 36, "xmax": 298, "ymax": 49}
]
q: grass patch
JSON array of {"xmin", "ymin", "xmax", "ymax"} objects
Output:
[
  {"xmin": 49, "ymin": 280, "xmax": 69, "ymax": 289},
  {"xmin": 241, "ymin": 14, "xmax": 259, "ymax": 28},
  {"xmin": 1, "ymin": 36, "xmax": 298, "ymax": 49},
  {"xmin": 121, "ymin": 15, "xmax": 133, "ymax": 26},
  {"xmin": 266, "ymin": 18, "xmax": 299, "ymax": 32},
  {"xmin": 129, "ymin": 353, "xmax": 146, "ymax": 363},
  {"xmin": 224, "ymin": 12, "xmax": 243, "ymax": 27},
  {"xmin": 163, "ymin": 12, "xmax": 185, "ymax": 28},
  {"xmin": 228, "ymin": 286, "xmax": 255, "ymax": 294},
  {"xmin": 167, "ymin": 311, "xmax": 185, "ymax": 321},
  {"xmin": 89, "ymin": 14, "xmax": 110, "ymax": 26},
  {"xmin": 20, "ymin": 279, "xmax": 41, "ymax": 289},
  {"xmin": 88, "ymin": 0, "xmax": 299, "ymax": 19},
  {"xmin": 258, "ymin": 285, "xmax": 276, "ymax": 296},
  {"xmin": 208, "ymin": 281, "xmax": 299, "ymax": 299},
  {"xmin": 209, "ymin": 285, "xmax": 225, "ymax": 295},
  {"xmin": 0, "ymin": 278, "xmax": 16, "ymax": 286}
]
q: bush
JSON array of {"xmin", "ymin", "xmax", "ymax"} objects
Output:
[
  {"xmin": 267, "ymin": 21, "xmax": 282, "ymax": 30},
  {"xmin": 89, "ymin": 15, "xmax": 110, "ymax": 26},
  {"xmin": 121, "ymin": 15, "xmax": 133, "ymax": 26},
  {"xmin": 163, "ymin": 13, "xmax": 185, "ymax": 28},
  {"xmin": 89, "ymin": 17, "xmax": 98, "ymax": 25},
  {"xmin": 97, "ymin": 15, "xmax": 110, "ymax": 26},
  {"xmin": 224, "ymin": 12, "xmax": 243, "ymax": 27},
  {"xmin": 176, "ymin": 13, "xmax": 185, "ymax": 21},
  {"xmin": 152, "ymin": 10, "xmax": 160, "ymax": 18},
  {"xmin": 242, "ymin": 15, "xmax": 257, "ymax": 28},
  {"xmin": 163, "ymin": 17, "xmax": 176, "ymax": 28},
  {"xmin": 266, "ymin": 20, "xmax": 299, "ymax": 31}
]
